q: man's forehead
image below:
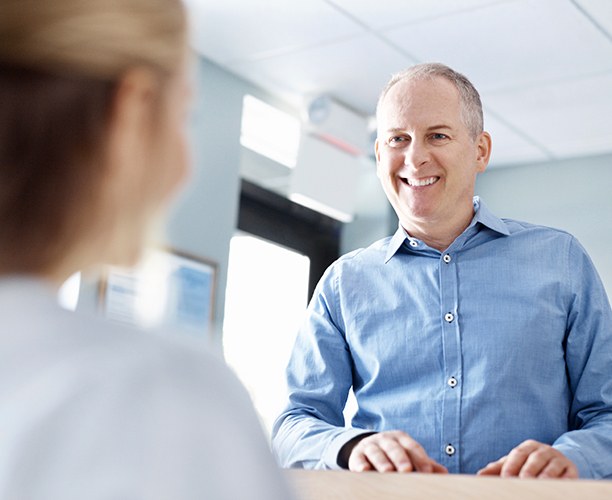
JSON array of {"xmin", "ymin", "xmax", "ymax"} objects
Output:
[
  {"xmin": 386, "ymin": 76, "xmax": 458, "ymax": 103},
  {"xmin": 378, "ymin": 77, "xmax": 462, "ymax": 124}
]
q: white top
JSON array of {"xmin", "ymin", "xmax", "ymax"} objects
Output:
[{"xmin": 0, "ymin": 278, "xmax": 293, "ymax": 499}]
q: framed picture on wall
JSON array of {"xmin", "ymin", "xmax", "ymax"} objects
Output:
[{"xmin": 100, "ymin": 247, "xmax": 216, "ymax": 338}]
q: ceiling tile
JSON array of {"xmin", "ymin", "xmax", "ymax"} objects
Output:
[
  {"xmin": 574, "ymin": 0, "xmax": 612, "ymax": 36},
  {"xmin": 227, "ymin": 34, "xmax": 416, "ymax": 115},
  {"xmin": 328, "ymin": 0, "xmax": 509, "ymax": 30},
  {"xmin": 485, "ymin": 73, "xmax": 612, "ymax": 158},
  {"xmin": 185, "ymin": 0, "xmax": 364, "ymax": 65},
  {"xmin": 383, "ymin": 0, "xmax": 612, "ymax": 92},
  {"xmin": 483, "ymin": 113, "xmax": 551, "ymax": 167},
  {"xmin": 184, "ymin": 0, "xmax": 612, "ymax": 168}
]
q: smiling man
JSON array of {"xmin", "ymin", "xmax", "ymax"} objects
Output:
[
  {"xmin": 272, "ymin": 63, "xmax": 612, "ymax": 479},
  {"xmin": 374, "ymin": 68, "xmax": 489, "ymax": 253}
]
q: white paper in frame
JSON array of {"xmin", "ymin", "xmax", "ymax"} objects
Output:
[{"xmin": 100, "ymin": 248, "xmax": 216, "ymax": 338}]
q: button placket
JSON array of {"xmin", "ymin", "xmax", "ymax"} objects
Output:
[{"xmin": 439, "ymin": 247, "xmax": 461, "ymax": 472}]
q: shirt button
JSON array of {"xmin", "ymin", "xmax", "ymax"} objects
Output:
[
  {"xmin": 443, "ymin": 254, "xmax": 452, "ymax": 263},
  {"xmin": 445, "ymin": 444, "xmax": 456, "ymax": 456},
  {"xmin": 447, "ymin": 377, "xmax": 458, "ymax": 388},
  {"xmin": 409, "ymin": 240, "xmax": 418, "ymax": 247},
  {"xmin": 444, "ymin": 312, "xmax": 454, "ymax": 323}
]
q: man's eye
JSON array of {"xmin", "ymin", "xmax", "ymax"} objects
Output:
[
  {"xmin": 432, "ymin": 133, "xmax": 448, "ymax": 140},
  {"xmin": 389, "ymin": 136, "xmax": 407, "ymax": 144}
]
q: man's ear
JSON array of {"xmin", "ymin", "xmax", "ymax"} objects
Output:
[
  {"xmin": 374, "ymin": 138, "xmax": 383, "ymax": 179},
  {"xmin": 374, "ymin": 138, "xmax": 380, "ymax": 163},
  {"xmin": 475, "ymin": 131, "xmax": 492, "ymax": 173}
]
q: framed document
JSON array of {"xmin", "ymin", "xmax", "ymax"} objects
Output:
[{"xmin": 101, "ymin": 248, "xmax": 216, "ymax": 337}]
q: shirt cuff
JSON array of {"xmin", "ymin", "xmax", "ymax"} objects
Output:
[
  {"xmin": 553, "ymin": 443, "xmax": 593, "ymax": 479},
  {"xmin": 323, "ymin": 429, "xmax": 376, "ymax": 470}
]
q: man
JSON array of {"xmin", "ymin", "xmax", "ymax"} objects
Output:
[{"xmin": 272, "ymin": 63, "xmax": 612, "ymax": 479}]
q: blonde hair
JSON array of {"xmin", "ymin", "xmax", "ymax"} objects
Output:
[
  {"xmin": 0, "ymin": 0, "xmax": 186, "ymax": 78},
  {"xmin": 0, "ymin": 0, "xmax": 186, "ymax": 275}
]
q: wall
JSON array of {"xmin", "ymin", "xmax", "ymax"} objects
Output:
[
  {"xmin": 165, "ymin": 58, "xmax": 248, "ymax": 345},
  {"xmin": 340, "ymin": 158, "xmax": 395, "ymax": 255},
  {"xmin": 476, "ymin": 153, "xmax": 612, "ymax": 297}
]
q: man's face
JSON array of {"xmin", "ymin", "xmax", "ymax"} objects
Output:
[{"xmin": 375, "ymin": 76, "xmax": 490, "ymax": 233}]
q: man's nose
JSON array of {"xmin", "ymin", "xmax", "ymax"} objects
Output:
[{"xmin": 403, "ymin": 140, "xmax": 430, "ymax": 169}]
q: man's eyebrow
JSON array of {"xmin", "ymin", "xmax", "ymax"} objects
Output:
[
  {"xmin": 426, "ymin": 124, "xmax": 453, "ymax": 131},
  {"xmin": 384, "ymin": 125, "xmax": 454, "ymax": 133}
]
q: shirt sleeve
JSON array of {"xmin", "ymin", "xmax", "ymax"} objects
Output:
[
  {"xmin": 271, "ymin": 263, "xmax": 372, "ymax": 469},
  {"xmin": 552, "ymin": 236, "xmax": 612, "ymax": 479}
]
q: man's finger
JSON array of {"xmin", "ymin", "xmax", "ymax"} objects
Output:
[
  {"xmin": 561, "ymin": 464, "xmax": 579, "ymax": 479},
  {"xmin": 378, "ymin": 437, "xmax": 414, "ymax": 472},
  {"xmin": 348, "ymin": 450, "xmax": 374, "ymax": 472},
  {"xmin": 431, "ymin": 461, "xmax": 449, "ymax": 474},
  {"xmin": 539, "ymin": 456, "xmax": 579, "ymax": 479},
  {"xmin": 396, "ymin": 433, "xmax": 435, "ymax": 473},
  {"xmin": 538, "ymin": 457, "xmax": 570, "ymax": 479},
  {"xmin": 348, "ymin": 431, "xmax": 447, "ymax": 474},
  {"xmin": 518, "ymin": 447, "xmax": 552, "ymax": 478},
  {"xmin": 477, "ymin": 457, "xmax": 505, "ymax": 476},
  {"xmin": 361, "ymin": 440, "xmax": 397, "ymax": 472},
  {"xmin": 501, "ymin": 440, "xmax": 539, "ymax": 477}
]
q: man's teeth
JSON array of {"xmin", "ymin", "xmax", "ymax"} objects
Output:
[{"xmin": 407, "ymin": 177, "xmax": 438, "ymax": 187}]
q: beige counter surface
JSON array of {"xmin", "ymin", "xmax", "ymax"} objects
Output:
[{"xmin": 286, "ymin": 469, "xmax": 612, "ymax": 500}]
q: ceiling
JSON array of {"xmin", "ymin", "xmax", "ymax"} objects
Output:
[{"xmin": 185, "ymin": 0, "xmax": 612, "ymax": 168}]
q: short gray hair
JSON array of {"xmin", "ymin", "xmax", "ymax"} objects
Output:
[{"xmin": 376, "ymin": 62, "xmax": 484, "ymax": 138}]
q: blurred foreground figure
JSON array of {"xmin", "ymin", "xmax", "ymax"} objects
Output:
[{"xmin": 0, "ymin": 1, "xmax": 292, "ymax": 498}]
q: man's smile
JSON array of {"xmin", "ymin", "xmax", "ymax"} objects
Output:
[{"xmin": 400, "ymin": 176, "xmax": 440, "ymax": 187}]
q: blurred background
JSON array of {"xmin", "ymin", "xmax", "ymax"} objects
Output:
[{"xmin": 74, "ymin": 0, "xmax": 612, "ymax": 435}]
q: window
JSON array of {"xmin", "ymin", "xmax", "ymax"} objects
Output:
[
  {"xmin": 223, "ymin": 233, "xmax": 310, "ymax": 435},
  {"xmin": 240, "ymin": 94, "xmax": 301, "ymax": 168},
  {"xmin": 223, "ymin": 180, "xmax": 341, "ymax": 435}
]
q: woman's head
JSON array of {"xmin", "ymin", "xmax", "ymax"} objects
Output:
[{"xmin": 0, "ymin": 0, "xmax": 190, "ymax": 281}]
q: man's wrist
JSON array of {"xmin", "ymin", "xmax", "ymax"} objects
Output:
[{"xmin": 337, "ymin": 432, "xmax": 376, "ymax": 469}]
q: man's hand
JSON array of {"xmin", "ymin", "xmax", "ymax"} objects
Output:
[
  {"xmin": 347, "ymin": 430, "xmax": 448, "ymax": 473},
  {"xmin": 477, "ymin": 439, "xmax": 578, "ymax": 479}
]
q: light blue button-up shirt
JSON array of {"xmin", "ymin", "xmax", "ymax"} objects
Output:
[{"xmin": 272, "ymin": 198, "xmax": 612, "ymax": 478}]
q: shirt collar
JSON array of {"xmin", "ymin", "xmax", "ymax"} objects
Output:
[
  {"xmin": 384, "ymin": 196, "xmax": 510, "ymax": 262},
  {"xmin": 471, "ymin": 196, "xmax": 510, "ymax": 237}
]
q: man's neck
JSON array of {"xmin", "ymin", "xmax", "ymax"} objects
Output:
[{"xmin": 402, "ymin": 206, "xmax": 476, "ymax": 252}]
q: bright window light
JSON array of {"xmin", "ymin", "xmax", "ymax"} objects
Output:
[
  {"xmin": 240, "ymin": 94, "xmax": 301, "ymax": 168},
  {"xmin": 223, "ymin": 233, "xmax": 310, "ymax": 436}
]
